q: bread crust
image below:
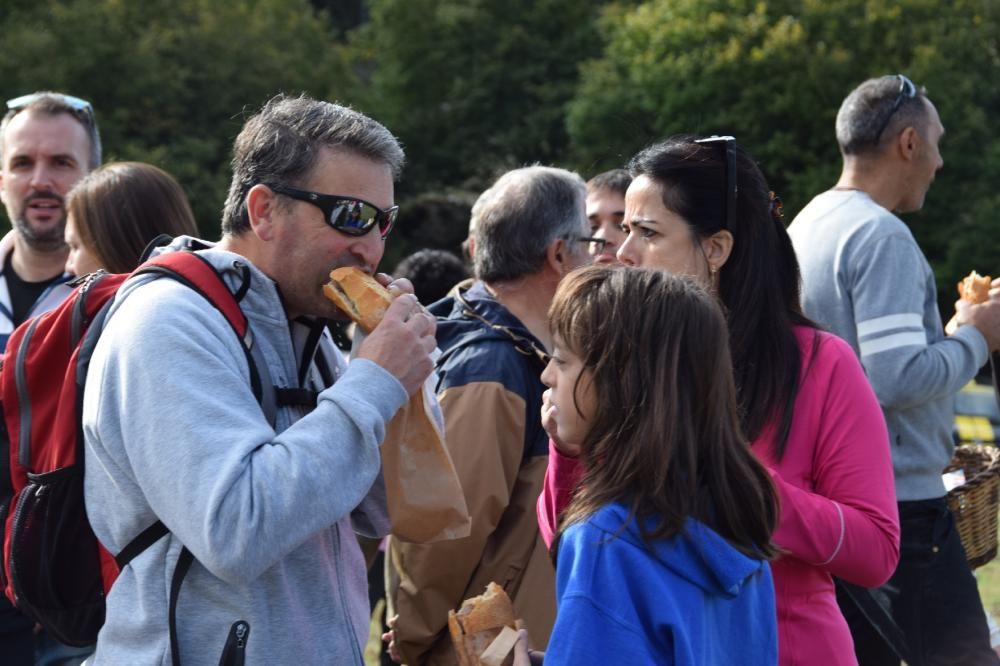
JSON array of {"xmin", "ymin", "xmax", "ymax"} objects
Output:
[
  {"xmin": 323, "ymin": 267, "xmax": 392, "ymax": 333},
  {"xmin": 448, "ymin": 583, "xmax": 517, "ymax": 665},
  {"xmin": 958, "ymin": 270, "xmax": 992, "ymax": 305}
]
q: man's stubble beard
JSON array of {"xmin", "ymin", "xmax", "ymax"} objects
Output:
[{"xmin": 14, "ymin": 213, "xmax": 68, "ymax": 253}]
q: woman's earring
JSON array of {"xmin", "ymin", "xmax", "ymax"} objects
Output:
[{"xmin": 709, "ymin": 264, "xmax": 719, "ymax": 290}]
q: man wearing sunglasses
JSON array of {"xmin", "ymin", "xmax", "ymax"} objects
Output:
[
  {"xmin": 80, "ymin": 94, "xmax": 438, "ymax": 665},
  {"xmin": 790, "ymin": 75, "xmax": 1000, "ymax": 665},
  {"xmin": 0, "ymin": 91, "xmax": 101, "ymax": 665}
]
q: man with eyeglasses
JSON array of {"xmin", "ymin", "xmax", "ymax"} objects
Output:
[
  {"xmin": 790, "ymin": 75, "xmax": 1000, "ymax": 665},
  {"xmin": 386, "ymin": 166, "xmax": 592, "ymax": 665},
  {"xmin": 585, "ymin": 168, "xmax": 632, "ymax": 264},
  {"xmin": 0, "ymin": 91, "xmax": 101, "ymax": 665},
  {"xmin": 0, "ymin": 92, "xmax": 101, "ymax": 352},
  {"xmin": 80, "ymin": 94, "xmax": 438, "ymax": 664}
]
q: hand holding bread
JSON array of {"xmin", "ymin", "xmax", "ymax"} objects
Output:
[
  {"xmin": 324, "ymin": 266, "xmax": 436, "ymax": 396},
  {"xmin": 950, "ymin": 270, "xmax": 1000, "ymax": 350},
  {"xmin": 449, "ymin": 583, "xmax": 522, "ymax": 666},
  {"xmin": 958, "ymin": 270, "xmax": 992, "ymax": 305}
]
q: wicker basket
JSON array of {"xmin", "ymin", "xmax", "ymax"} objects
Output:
[{"xmin": 945, "ymin": 445, "xmax": 1000, "ymax": 569}]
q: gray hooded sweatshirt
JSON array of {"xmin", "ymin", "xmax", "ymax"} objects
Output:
[{"xmin": 82, "ymin": 240, "xmax": 404, "ymax": 664}]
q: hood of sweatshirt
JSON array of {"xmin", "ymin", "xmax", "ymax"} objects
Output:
[{"xmin": 588, "ymin": 502, "xmax": 768, "ymax": 598}]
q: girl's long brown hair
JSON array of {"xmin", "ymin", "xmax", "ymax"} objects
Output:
[{"xmin": 552, "ymin": 265, "xmax": 778, "ymax": 559}]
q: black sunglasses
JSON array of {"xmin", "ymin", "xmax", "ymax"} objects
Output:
[
  {"xmin": 873, "ymin": 74, "xmax": 918, "ymax": 143},
  {"xmin": 694, "ymin": 135, "xmax": 737, "ymax": 231},
  {"xmin": 578, "ymin": 236, "xmax": 608, "ymax": 255},
  {"xmin": 269, "ymin": 184, "xmax": 398, "ymax": 240}
]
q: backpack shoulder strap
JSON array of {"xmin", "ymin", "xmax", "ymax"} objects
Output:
[{"xmin": 131, "ymin": 252, "xmax": 277, "ymax": 427}]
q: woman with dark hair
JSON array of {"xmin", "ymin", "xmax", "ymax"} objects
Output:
[
  {"xmin": 64, "ymin": 161, "xmax": 199, "ymax": 275},
  {"xmin": 537, "ymin": 136, "xmax": 899, "ymax": 664}
]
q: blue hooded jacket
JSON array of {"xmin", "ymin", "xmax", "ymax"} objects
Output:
[{"xmin": 546, "ymin": 502, "xmax": 777, "ymax": 665}]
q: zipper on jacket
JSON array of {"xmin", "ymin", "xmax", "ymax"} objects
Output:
[{"xmin": 217, "ymin": 620, "xmax": 250, "ymax": 666}]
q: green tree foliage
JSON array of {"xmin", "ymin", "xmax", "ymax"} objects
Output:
[
  {"xmin": 567, "ymin": 0, "xmax": 1000, "ymax": 306},
  {"xmin": 0, "ymin": 0, "xmax": 358, "ymax": 238},
  {"xmin": 358, "ymin": 0, "xmax": 602, "ymax": 197}
]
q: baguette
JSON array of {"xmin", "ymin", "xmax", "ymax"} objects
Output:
[
  {"xmin": 448, "ymin": 583, "xmax": 518, "ymax": 666},
  {"xmin": 323, "ymin": 267, "xmax": 392, "ymax": 333},
  {"xmin": 958, "ymin": 270, "xmax": 992, "ymax": 305}
]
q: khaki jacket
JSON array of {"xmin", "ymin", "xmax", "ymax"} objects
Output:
[{"xmin": 388, "ymin": 281, "xmax": 555, "ymax": 665}]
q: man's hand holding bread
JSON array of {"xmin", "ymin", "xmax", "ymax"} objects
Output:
[
  {"xmin": 325, "ymin": 267, "xmax": 437, "ymax": 396},
  {"xmin": 951, "ymin": 270, "xmax": 1000, "ymax": 351}
]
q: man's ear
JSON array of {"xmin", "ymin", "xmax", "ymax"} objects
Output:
[
  {"xmin": 896, "ymin": 126, "xmax": 921, "ymax": 162},
  {"xmin": 545, "ymin": 237, "xmax": 575, "ymax": 277},
  {"xmin": 246, "ymin": 184, "xmax": 278, "ymax": 241},
  {"xmin": 700, "ymin": 230, "xmax": 734, "ymax": 273}
]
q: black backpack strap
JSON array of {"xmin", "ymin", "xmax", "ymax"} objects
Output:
[
  {"xmin": 138, "ymin": 234, "xmax": 175, "ymax": 264},
  {"xmin": 275, "ymin": 388, "xmax": 319, "ymax": 409},
  {"xmin": 114, "ymin": 521, "xmax": 169, "ymax": 569},
  {"xmin": 169, "ymin": 547, "xmax": 195, "ymax": 666}
]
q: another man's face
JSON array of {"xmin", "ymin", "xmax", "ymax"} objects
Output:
[
  {"xmin": 265, "ymin": 148, "xmax": 393, "ymax": 320},
  {"xmin": 585, "ymin": 187, "xmax": 628, "ymax": 264},
  {"xmin": 0, "ymin": 110, "xmax": 91, "ymax": 252}
]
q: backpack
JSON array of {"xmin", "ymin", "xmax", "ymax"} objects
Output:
[{"xmin": 0, "ymin": 250, "xmax": 272, "ymax": 651}]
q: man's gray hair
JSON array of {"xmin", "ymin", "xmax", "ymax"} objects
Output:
[
  {"xmin": 836, "ymin": 75, "xmax": 930, "ymax": 156},
  {"xmin": 473, "ymin": 166, "xmax": 587, "ymax": 283},
  {"xmin": 222, "ymin": 94, "xmax": 404, "ymax": 235},
  {"xmin": 1, "ymin": 92, "xmax": 102, "ymax": 169}
]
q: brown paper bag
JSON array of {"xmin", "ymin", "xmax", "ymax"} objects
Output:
[{"xmin": 381, "ymin": 380, "xmax": 471, "ymax": 543}]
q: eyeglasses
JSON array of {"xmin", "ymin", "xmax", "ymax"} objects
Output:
[
  {"xmin": 578, "ymin": 236, "xmax": 608, "ymax": 255},
  {"xmin": 873, "ymin": 74, "xmax": 918, "ymax": 143},
  {"xmin": 269, "ymin": 184, "xmax": 398, "ymax": 240},
  {"xmin": 694, "ymin": 135, "xmax": 737, "ymax": 231},
  {"xmin": 6, "ymin": 93, "xmax": 95, "ymax": 120}
]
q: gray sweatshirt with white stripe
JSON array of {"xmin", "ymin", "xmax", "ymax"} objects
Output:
[{"xmin": 789, "ymin": 190, "xmax": 987, "ymax": 501}]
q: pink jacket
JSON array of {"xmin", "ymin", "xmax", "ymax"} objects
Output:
[{"xmin": 537, "ymin": 327, "xmax": 900, "ymax": 665}]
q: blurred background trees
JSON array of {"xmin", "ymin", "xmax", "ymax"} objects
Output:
[{"xmin": 1, "ymin": 0, "xmax": 997, "ymax": 306}]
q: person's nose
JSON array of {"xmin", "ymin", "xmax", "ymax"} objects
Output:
[
  {"xmin": 541, "ymin": 359, "xmax": 555, "ymax": 388},
  {"xmin": 29, "ymin": 163, "xmax": 56, "ymax": 192},
  {"xmin": 347, "ymin": 229, "xmax": 385, "ymax": 273},
  {"xmin": 617, "ymin": 232, "xmax": 638, "ymax": 266}
]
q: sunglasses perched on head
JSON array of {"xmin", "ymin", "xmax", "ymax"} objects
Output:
[
  {"xmin": 6, "ymin": 93, "xmax": 95, "ymax": 122},
  {"xmin": 873, "ymin": 74, "xmax": 918, "ymax": 143},
  {"xmin": 694, "ymin": 135, "xmax": 738, "ymax": 231},
  {"xmin": 269, "ymin": 184, "xmax": 398, "ymax": 240}
]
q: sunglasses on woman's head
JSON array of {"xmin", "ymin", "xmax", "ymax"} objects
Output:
[
  {"xmin": 269, "ymin": 184, "xmax": 398, "ymax": 240},
  {"xmin": 694, "ymin": 135, "xmax": 738, "ymax": 231}
]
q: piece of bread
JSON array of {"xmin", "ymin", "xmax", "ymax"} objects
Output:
[
  {"xmin": 322, "ymin": 267, "xmax": 392, "ymax": 333},
  {"xmin": 448, "ymin": 583, "xmax": 517, "ymax": 666},
  {"xmin": 958, "ymin": 270, "xmax": 992, "ymax": 305}
]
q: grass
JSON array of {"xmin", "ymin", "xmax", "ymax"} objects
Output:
[{"xmin": 978, "ymin": 520, "xmax": 1000, "ymax": 619}]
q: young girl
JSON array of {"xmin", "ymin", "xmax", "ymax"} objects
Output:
[
  {"xmin": 537, "ymin": 137, "xmax": 899, "ymax": 664},
  {"xmin": 532, "ymin": 264, "xmax": 779, "ymax": 665}
]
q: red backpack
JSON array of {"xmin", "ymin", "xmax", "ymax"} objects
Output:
[{"xmin": 0, "ymin": 250, "xmax": 268, "ymax": 648}]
